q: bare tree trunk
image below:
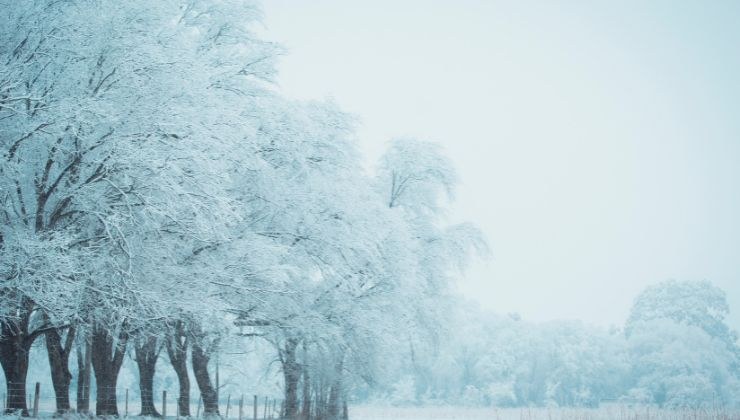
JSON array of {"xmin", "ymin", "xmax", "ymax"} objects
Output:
[
  {"xmin": 45, "ymin": 326, "xmax": 75, "ymax": 415},
  {"xmin": 191, "ymin": 341, "xmax": 219, "ymax": 416},
  {"xmin": 0, "ymin": 297, "xmax": 47, "ymax": 416},
  {"xmin": 326, "ymin": 360, "xmax": 344, "ymax": 420},
  {"xmin": 76, "ymin": 333, "xmax": 92, "ymax": 414},
  {"xmin": 281, "ymin": 338, "xmax": 300, "ymax": 419},
  {"xmin": 0, "ymin": 338, "xmax": 30, "ymax": 416},
  {"xmin": 134, "ymin": 335, "xmax": 160, "ymax": 417},
  {"xmin": 91, "ymin": 323, "xmax": 127, "ymax": 416},
  {"xmin": 166, "ymin": 321, "xmax": 190, "ymax": 417},
  {"xmin": 300, "ymin": 357, "xmax": 311, "ymax": 420},
  {"xmin": 315, "ymin": 380, "xmax": 326, "ymax": 420}
]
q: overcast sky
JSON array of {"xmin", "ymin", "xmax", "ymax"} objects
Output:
[{"xmin": 258, "ymin": 0, "xmax": 740, "ymax": 330}]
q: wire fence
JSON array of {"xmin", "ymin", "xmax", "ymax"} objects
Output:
[
  {"xmin": 2, "ymin": 383, "xmax": 283, "ymax": 419},
  {"xmin": 349, "ymin": 405, "xmax": 740, "ymax": 420},
  {"xmin": 6, "ymin": 390, "xmax": 740, "ymax": 420}
]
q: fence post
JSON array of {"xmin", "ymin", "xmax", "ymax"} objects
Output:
[
  {"xmin": 238, "ymin": 395, "xmax": 244, "ymax": 420},
  {"xmin": 125, "ymin": 389, "xmax": 129, "ymax": 417},
  {"xmin": 162, "ymin": 390, "xmax": 167, "ymax": 418},
  {"xmin": 196, "ymin": 395, "xmax": 202, "ymax": 418},
  {"xmin": 271, "ymin": 399, "xmax": 276, "ymax": 419},
  {"xmin": 225, "ymin": 394, "xmax": 231, "ymax": 419},
  {"xmin": 32, "ymin": 382, "xmax": 39, "ymax": 418},
  {"xmin": 262, "ymin": 397, "xmax": 268, "ymax": 420},
  {"xmin": 253, "ymin": 395, "xmax": 257, "ymax": 420}
]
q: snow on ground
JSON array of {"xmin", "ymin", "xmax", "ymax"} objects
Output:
[{"xmin": 349, "ymin": 405, "xmax": 740, "ymax": 420}]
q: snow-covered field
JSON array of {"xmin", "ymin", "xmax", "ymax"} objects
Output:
[
  {"xmin": 349, "ymin": 405, "xmax": 740, "ymax": 420},
  {"xmin": 8, "ymin": 404, "xmax": 740, "ymax": 419}
]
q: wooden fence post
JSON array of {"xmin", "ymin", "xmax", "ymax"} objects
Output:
[
  {"xmin": 253, "ymin": 395, "xmax": 257, "ymax": 420},
  {"xmin": 262, "ymin": 397, "xmax": 268, "ymax": 420},
  {"xmin": 271, "ymin": 399, "xmax": 276, "ymax": 419},
  {"xmin": 125, "ymin": 389, "xmax": 129, "ymax": 417},
  {"xmin": 225, "ymin": 394, "xmax": 231, "ymax": 419},
  {"xmin": 162, "ymin": 390, "xmax": 167, "ymax": 418},
  {"xmin": 197, "ymin": 395, "xmax": 202, "ymax": 418},
  {"xmin": 32, "ymin": 382, "xmax": 39, "ymax": 418}
]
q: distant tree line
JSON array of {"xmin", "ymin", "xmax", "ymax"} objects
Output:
[{"xmin": 372, "ymin": 280, "xmax": 740, "ymax": 409}]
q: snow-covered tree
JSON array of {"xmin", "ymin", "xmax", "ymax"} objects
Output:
[
  {"xmin": 625, "ymin": 280, "xmax": 738, "ymax": 354},
  {"xmin": 3, "ymin": 3, "xmax": 486, "ymax": 419},
  {"xmin": 627, "ymin": 318, "xmax": 740, "ymax": 408},
  {"xmin": 625, "ymin": 280, "xmax": 740, "ymax": 408},
  {"xmin": 1, "ymin": 0, "xmax": 276, "ymax": 415}
]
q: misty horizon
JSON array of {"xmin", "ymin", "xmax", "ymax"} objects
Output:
[{"xmin": 260, "ymin": 0, "xmax": 740, "ymax": 332}]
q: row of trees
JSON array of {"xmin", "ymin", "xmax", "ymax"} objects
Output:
[
  {"xmin": 372, "ymin": 280, "xmax": 740, "ymax": 409},
  {"xmin": 0, "ymin": 0, "xmax": 484, "ymax": 418}
]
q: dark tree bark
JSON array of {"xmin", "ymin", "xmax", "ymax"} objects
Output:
[
  {"xmin": 326, "ymin": 360, "xmax": 344, "ymax": 420},
  {"xmin": 0, "ymin": 337, "xmax": 30, "ymax": 416},
  {"xmin": 134, "ymin": 335, "xmax": 160, "ymax": 417},
  {"xmin": 45, "ymin": 326, "xmax": 75, "ymax": 415},
  {"xmin": 0, "ymin": 296, "xmax": 50, "ymax": 416},
  {"xmin": 300, "ymin": 363, "xmax": 311, "ymax": 420},
  {"xmin": 76, "ymin": 333, "xmax": 92, "ymax": 414},
  {"xmin": 281, "ymin": 338, "xmax": 300, "ymax": 419},
  {"xmin": 90, "ymin": 324, "xmax": 127, "ymax": 416},
  {"xmin": 165, "ymin": 321, "xmax": 190, "ymax": 417},
  {"xmin": 191, "ymin": 340, "xmax": 219, "ymax": 416},
  {"xmin": 315, "ymin": 381, "xmax": 326, "ymax": 420}
]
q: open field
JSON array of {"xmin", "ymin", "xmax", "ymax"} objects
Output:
[
  {"xmin": 349, "ymin": 405, "xmax": 740, "ymax": 420},
  {"xmin": 5, "ymin": 402, "xmax": 740, "ymax": 420}
]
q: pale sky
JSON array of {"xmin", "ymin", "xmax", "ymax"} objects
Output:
[{"xmin": 258, "ymin": 0, "xmax": 740, "ymax": 330}]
